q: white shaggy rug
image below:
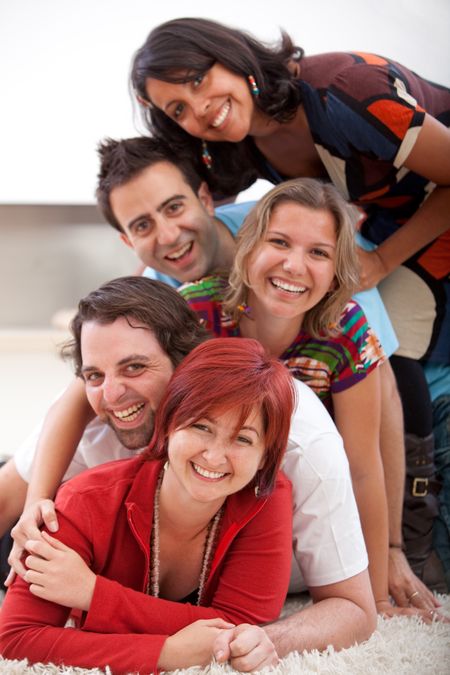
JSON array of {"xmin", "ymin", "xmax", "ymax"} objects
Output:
[{"xmin": 0, "ymin": 594, "xmax": 449, "ymax": 675}]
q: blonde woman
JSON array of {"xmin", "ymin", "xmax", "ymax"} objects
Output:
[{"xmin": 180, "ymin": 178, "xmax": 401, "ymax": 616}]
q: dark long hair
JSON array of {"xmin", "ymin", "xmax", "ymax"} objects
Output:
[{"xmin": 130, "ymin": 18, "xmax": 304, "ymax": 197}]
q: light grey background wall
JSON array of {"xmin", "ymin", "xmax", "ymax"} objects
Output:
[
  {"xmin": 0, "ymin": 0, "xmax": 449, "ymax": 326},
  {"xmin": 0, "ymin": 205, "xmax": 137, "ymax": 326}
]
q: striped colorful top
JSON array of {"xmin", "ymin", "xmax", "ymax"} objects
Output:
[
  {"xmin": 251, "ymin": 52, "xmax": 450, "ymax": 363},
  {"xmin": 179, "ymin": 275, "xmax": 386, "ymax": 414},
  {"xmin": 256, "ymin": 51, "xmax": 450, "ymax": 278}
]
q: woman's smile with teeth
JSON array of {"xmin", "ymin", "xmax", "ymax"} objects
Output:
[
  {"xmin": 191, "ymin": 462, "xmax": 227, "ymax": 480},
  {"xmin": 212, "ymin": 100, "xmax": 231, "ymax": 128},
  {"xmin": 270, "ymin": 277, "xmax": 307, "ymax": 294},
  {"xmin": 113, "ymin": 402, "xmax": 145, "ymax": 422},
  {"xmin": 166, "ymin": 241, "xmax": 193, "ymax": 261}
]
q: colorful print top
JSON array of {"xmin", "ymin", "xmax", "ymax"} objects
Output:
[
  {"xmin": 179, "ymin": 275, "xmax": 386, "ymax": 414},
  {"xmin": 258, "ymin": 52, "xmax": 450, "ymax": 282}
]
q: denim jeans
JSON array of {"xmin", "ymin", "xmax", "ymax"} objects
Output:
[{"xmin": 432, "ymin": 395, "xmax": 450, "ymax": 590}]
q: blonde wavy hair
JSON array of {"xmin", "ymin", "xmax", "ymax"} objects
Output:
[{"xmin": 224, "ymin": 178, "xmax": 360, "ymax": 338}]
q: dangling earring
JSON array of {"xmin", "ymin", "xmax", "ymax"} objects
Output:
[
  {"xmin": 163, "ymin": 460, "xmax": 169, "ymax": 471},
  {"xmin": 248, "ymin": 75, "xmax": 260, "ymax": 97},
  {"xmin": 201, "ymin": 140, "xmax": 213, "ymax": 170},
  {"xmin": 254, "ymin": 485, "xmax": 260, "ymax": 498},
  {"xmin": 237, "ymin": 302, "xmax": 252, "ymax": 319}
]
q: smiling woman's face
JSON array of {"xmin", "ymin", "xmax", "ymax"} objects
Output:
[
  {"xmin": 145, "ymin": 64, "xmax": 258, "ymax": 143},
  {"xmin": 165, "ymin": 405, "xmax": 266, "ymax": 507},
  {"xmin": 246, "ymin": 202, "xmax": 337, "ymax": 323}
]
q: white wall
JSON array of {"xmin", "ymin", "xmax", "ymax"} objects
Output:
[{"xmin": 1, "ymin": 0, "xmax": 449, "ymax": 204}]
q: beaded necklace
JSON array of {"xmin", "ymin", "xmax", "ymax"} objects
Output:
[{"xmin": 147, "ymin": 468, "xmax": 224, "ymax": 605}]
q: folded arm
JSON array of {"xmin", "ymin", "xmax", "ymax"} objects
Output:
[
  {"xmin": 358, "ymin": 115, "xmax": 450, "ymax": 290},
  {"xmin": 1, "ymin": 473, "xmax": 292, "ymax": 671},
  {"xmin": 7, "ymin": 378, "xmax": 94, "ymax": 582},
  {"xmin": 250, "ymin": 570, "xmax": 376, "ymax": 657}
]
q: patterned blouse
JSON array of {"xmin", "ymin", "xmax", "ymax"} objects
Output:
[
  {"xmin": 251, "ymin": 52, "xmax": 450, "ymax": 363},
  {"xmin": 259, "ymin": 51, "xmax": 450, "ymax": 279},
  {"xmin": 179, "ymin": 275, "xmax": 386, "ymax": 414}
]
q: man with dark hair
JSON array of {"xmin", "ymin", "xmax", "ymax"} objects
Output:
[
  {"xmin": 3, "ymin": 276, "xmax": 377, "ymax": 664},
  {"xmin": 96, "ymin": 136, "xmax": 241, "ymax": 285},
  {"xmin": 0, "ymin": 277, "xmax": 207, "ymax": 551},
  {"xmin": 96, "ymin": 137, "xmax": 203, "ymax": 231},
  {"xmin": 67, "ymin": 275, "xmax": 209, "ymax": 375}
]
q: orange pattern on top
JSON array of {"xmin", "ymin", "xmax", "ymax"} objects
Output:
[
  {"xmin": 360, "ymin": 195, "xmax": 411, "ymax": 208},
  {"xmin": 359, "ymin": 185, "xmax": 390, "ymax": 201},
  {"xmin": 417, "ymin": 230, "xmax": 450, "ymax": 279},
  {"xmin": 353, "ymin": 52, "xmax": 389, "ymax": 66},
  {"xmin": 367, "ymin": 99, "xmax": 415, "ymax": 139}
]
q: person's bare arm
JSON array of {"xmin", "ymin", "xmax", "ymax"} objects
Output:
[
  {"xmin": 24, "ymin": 378, "xmax": 93, "ymax": 508},
  {"xmin": 6, "ymin": 378, "xmax": 93, "ymax": 581},
  {"xmin": 357, "ymin": 115, "xmax": 450, "ymax": 290},
  {"xmin": 214, "ymin": 573, "xmax": 376, "ymax": 664},
  {"xmin": 378, "ymin": 361, "xmax": 440, "ymax": 610},
  {"xmin": 332, "ymin": 369, "xmax": 390, "ymax": 611},
  {"xmin": 263, "ymin": 570, "xmax": 376, "ymax": 655},
  {"xmin": 378, "ymin": 362, "xmax": 405, "ymax": 550}
]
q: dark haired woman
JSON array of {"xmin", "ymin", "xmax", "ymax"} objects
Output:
[
  {"xmin": 132, "ymin": 16, "xmax": 449, "ymax": 363},
  {"xmin": 132, "ymin": 16, "xmax": 450, "ymax": 598}
]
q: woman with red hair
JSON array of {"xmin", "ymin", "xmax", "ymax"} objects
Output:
[{"xmin": 0, "ymin": 338, "xmax": 295, "ymax": 673}]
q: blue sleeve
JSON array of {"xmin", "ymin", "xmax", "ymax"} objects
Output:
[
  {"xmin": 141, "ymin": 267, "xmax": 181, "ymax": 289},
  {"xmin": 352, "ymin": 232, "xmax": 399, "ymax": 357},
  {"xmin": 215, "ymin": 201, "xmax": 257, "ymax": 236}
]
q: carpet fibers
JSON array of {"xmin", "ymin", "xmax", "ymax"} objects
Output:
[{"xmin": 0, "ymin": 595, "xmax": 449, "ymax": 674}]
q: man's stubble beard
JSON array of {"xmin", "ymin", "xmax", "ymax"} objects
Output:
[{"xmin": 104, "ymin": 409, "xmax": 156, "ymax": 450}]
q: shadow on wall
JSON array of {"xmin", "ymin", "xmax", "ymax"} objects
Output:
[{"xmin": 0, "ymin": 205, "xmax": 138, "ymax": 327}]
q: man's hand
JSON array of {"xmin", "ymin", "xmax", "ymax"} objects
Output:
[
  {"xmin": 388, "ymin": 547, "xmax": 441, "ymax": 610},
  {"xmin": 214, "ymin": 624, "xmax": 279, "ymax": 672},
  {"xmin": 23, "ymin": 531, "xmax": 96, "ymax": 612},
  {"xmin": 158, "ymin": 618, "xmax": 235, "ymax": 671},
  {"xmin": 5, "ymin": 498, "xmax": 59, "ymax": 585},
  {"xmin": 357, "ymin": 247, "xmax": 389, "ymax": 291}
]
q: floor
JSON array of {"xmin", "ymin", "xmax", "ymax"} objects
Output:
[{"xmin": 0, "ymin": 330, "xmax": 74, "ymax": 461}]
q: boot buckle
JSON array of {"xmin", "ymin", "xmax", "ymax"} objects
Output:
[{"xmin": 412, "ymin": 477, "xmax": 429, "ymax": 497}]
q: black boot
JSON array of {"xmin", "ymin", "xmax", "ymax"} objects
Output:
[{"xmin": 402, "ymin": 432, "xmax": 445, "ymax": 590}]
